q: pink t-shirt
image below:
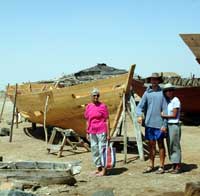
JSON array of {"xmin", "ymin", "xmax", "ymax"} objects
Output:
[{"xmin": 84, "ymin": 102, "xmax": 109, "ymax": 134}]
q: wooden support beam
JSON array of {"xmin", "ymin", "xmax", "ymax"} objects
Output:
[
  {"xmin": 110, "ymin": 136, "xmax": 136, "ymax": 142},
  {"xmin": 43, "ymin": 95, "xmax": 49, "ymax": 144},
  {"xmin": 57, "ymin": 133, "xmax": 68, "ymax": 157},
  {"xmin": 110, "ymin": 101, "xmax": 122, "ymax": 137},
  {"xmin": 41, "ymin": 85, "xmax": 47, "ymax": 91},
  {"xmin": 129, "ymin": 95, "xmax": 144, "ymax": 161},
  {"xmin": 9, "ymin": 84, "xmax": 17, "ymax": 143},
  {"xmin": 113, "ymin": 113, "xmax": 123, "ymax": 137},
  {"xmin": 15, "ymin": 108, "xmax": 19, "ymax": 129},
  {"xmin": 74, "ymin": 135, "xmax": 90, "ymax": 151},
  {"xmin": 47, "ymin": 128, "xmax": 57, "ymax": 154},
  {"xmin": 122, "ymin": 93, "xmax": 127, "ymax": 164},
  {"xmin": 0, "ymin": 83, "xmax": 9, "ymax": 123},
  {"xmin": 124, "ymin": 64, "xmax": 135, "ymax": 94},
  {"xmin": 29, "ymin": 82, "xmax": 32, "ymax": 92},
  {"xmin": 110, "ymin": 64, "xmax": 136, "ymax": 137}
]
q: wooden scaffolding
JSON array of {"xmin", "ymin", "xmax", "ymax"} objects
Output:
[{"xmin": 110, "ymin": 92, "xmax": 145, "ymax": 163}]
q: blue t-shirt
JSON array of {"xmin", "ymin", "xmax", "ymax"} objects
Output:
[{"xmin": 136, "ymin": 86, "xmax": 167, "ymax": 129}]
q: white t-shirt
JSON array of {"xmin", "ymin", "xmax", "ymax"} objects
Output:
[{"xmin": 167, "ymin": 97, "xmax": 181, "ymax": 123}]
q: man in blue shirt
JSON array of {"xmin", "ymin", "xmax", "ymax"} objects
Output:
[{"xmin": 136, "ymin": 73, "xmax": 167, "ymax": 174}]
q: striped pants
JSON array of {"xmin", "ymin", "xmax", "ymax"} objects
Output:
[
  {"xmin": 167, "ymin": 124, "xmax": 182, "ymax": 163},
  {"xmin": 89, "ymin": 132, "xmax": 107, "ymax": 168}
]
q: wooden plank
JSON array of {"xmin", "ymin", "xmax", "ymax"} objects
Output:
[
  {"xmin": 57, "ymin": 134, "xmax": 69, "ymax": 157},
  {"xmin": 110, "ymin": 101, "xmax": 122, "ymax": 137},
  {"xmin": 180, "ymin": 34, "xmax": 200, "ymax": 61},
  {"xmin": 124, "ymin": 64, "xmax": 135, "ymax": 94},
  {"xmin": 129, "ymin": 96, "xmax": 144, "ymax": 161},
  {"xmin": 122, "ymin": 93, "xmax": 127, "ymax": 164},
  {"xmin": 47, "ymin": 144, "xmax": 62, "ymax": 152},
  {"xmin": 47, "ymin": 129, "xmax": 57, "ymax": 145},
  {"xmin": 43, "ymin": 95, "xmax": 49, "ymax": 144},
  {"xmin": 110, "ymin": 136, "xmax": 136, "ymax": 142},
  {"xmin": 110, "ymin": 64, "xmax": 136, "ymax": 136},
  {"xmin": 9, "ymin": 84, "xmax": 17, "ymax": 142},
  {"xmin": 0, "ymin": 169, "xmax": 76, "ymax": 186},
  {"xmin": 15, "ymin": 108, "xmax": 19, "ymax": 128},
  {"xmin": 29, "ymin": 82, "xmax": 32, "ymax": 92},
  {"xmin": 0, "ymin": 84, "xmax": 9, "ymax": 123},
  {"xmin": 0, "ymin": 161, "xmax": 81, "ymax": 175},
  {"xmin": 113, "ymin": 113, "xmax": 123, "ymax": 137}
]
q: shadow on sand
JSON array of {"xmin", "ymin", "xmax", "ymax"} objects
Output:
[
  {"xmin": 23, "ymin": 126, "xmax": 51, "ymax": 141},
  {"xmin": 164, "ymin": 162, "xmax": 198, "ymax": 173},
  {"xmin": 107, "ymin": 167, "xmax": 128, "ymax": 176}
]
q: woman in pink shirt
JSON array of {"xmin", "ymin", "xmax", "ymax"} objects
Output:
[{"xmin": 84, "ymin": 88, "xmax": 110, "ymax": 176}]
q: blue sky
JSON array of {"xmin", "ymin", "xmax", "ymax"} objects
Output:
[{"xmin": 0, "ymin": 0, "xmax": 200, "ymax": 90}]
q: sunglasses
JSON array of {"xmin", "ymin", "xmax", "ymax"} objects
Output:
[{"xmin": 93, "ymin": 94, "xmax": 99, "ymax": 97}]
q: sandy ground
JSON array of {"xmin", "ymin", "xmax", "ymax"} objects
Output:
[{"xmin": 0, "ymin": 98, "xmax": 200, "ymax": 196}]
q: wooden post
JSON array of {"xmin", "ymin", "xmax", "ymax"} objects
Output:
[
  {"xmin": 122, "ymin": 93, "xmax": 127, "ymax": 164},
  {"xmin": 110, "ymin": 113, "xmax": 123, "ymax": 149},
  {"xmin": 54, "ymin": 81, "xmax": 60, "ymax": 88},
  {"xmin": 110, "ymin": 64, "xmax": 136, "ymax": 137},
  {"xmin": 114, "ymin": 113, "xmax": 123, "ymax": 137},
  {"xmin": 0, "ymin": 83, "xmax": 9, "ymax": 123},
  {"xmin": 9, "ymin": 83, "xmax": 18, "ymax": 142},
  {"xmin": 130, "ymin": 95, "xmax": 144, "ymax": 161},
  {"xmin": 41, "ymin": 85, "xmax": 47, "ymax": 91},
  {"xmin": 44, "ymin": 95, "xmax": 49, "ymax": 144},
  {"xmin": 110, "ymin": 101, "xmax": 122, "ymax": 137},
  {"xmin": 15, "ymin": 108, "xmax": 19, "ymax": 128},
  {"xmin": 29, "ymin": 82, "xmax": 32, "ymax": 92}
]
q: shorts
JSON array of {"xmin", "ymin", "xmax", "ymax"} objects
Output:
[{"xmin": 145, "ymin": 127, "xmax": 165, "ymax": 141}]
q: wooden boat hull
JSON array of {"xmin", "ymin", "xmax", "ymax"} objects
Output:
[
  {"xmin": 132, "ymin": 79, "xmax": 200, "ymax": 114},
  {"xmin": 7, "ymin": 66, "xmax": 135, "ymax": 138},
  {"xmin": 180, "ymin": 34, "xmax": 200, "ymax": 64}
]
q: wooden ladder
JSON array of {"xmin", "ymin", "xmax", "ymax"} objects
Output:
[
  {"xmin": 129, "ymin": 95, "xmax": 144, "ymax": 161},
  {"xmin": 110, "ymin": 93, "xmax": 144, "ymax": 163}
]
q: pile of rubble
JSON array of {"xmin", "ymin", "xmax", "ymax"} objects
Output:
[{"xmin": 37, "ymin": 63, "xmax": 128, "ymax": 87}]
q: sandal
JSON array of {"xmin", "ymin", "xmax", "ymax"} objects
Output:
[
  {"xmin": 143, "ymin": 166, "xmax": 154, "ymax": 174},
  {"xmin": 170, "ymin": 168, "xmax": 181, "ymax": 174},
  {"xmin": 167, "ymin": 166, "xmax": 176, "ymax": 173},
  {"xmin": 156, "ymin": 167, "xmax": 165, "ymax": 174}
]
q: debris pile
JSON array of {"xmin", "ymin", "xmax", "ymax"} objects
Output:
[{"xmin": 37, "ymin": 63, "xmax": 128, "ymax": 87}]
